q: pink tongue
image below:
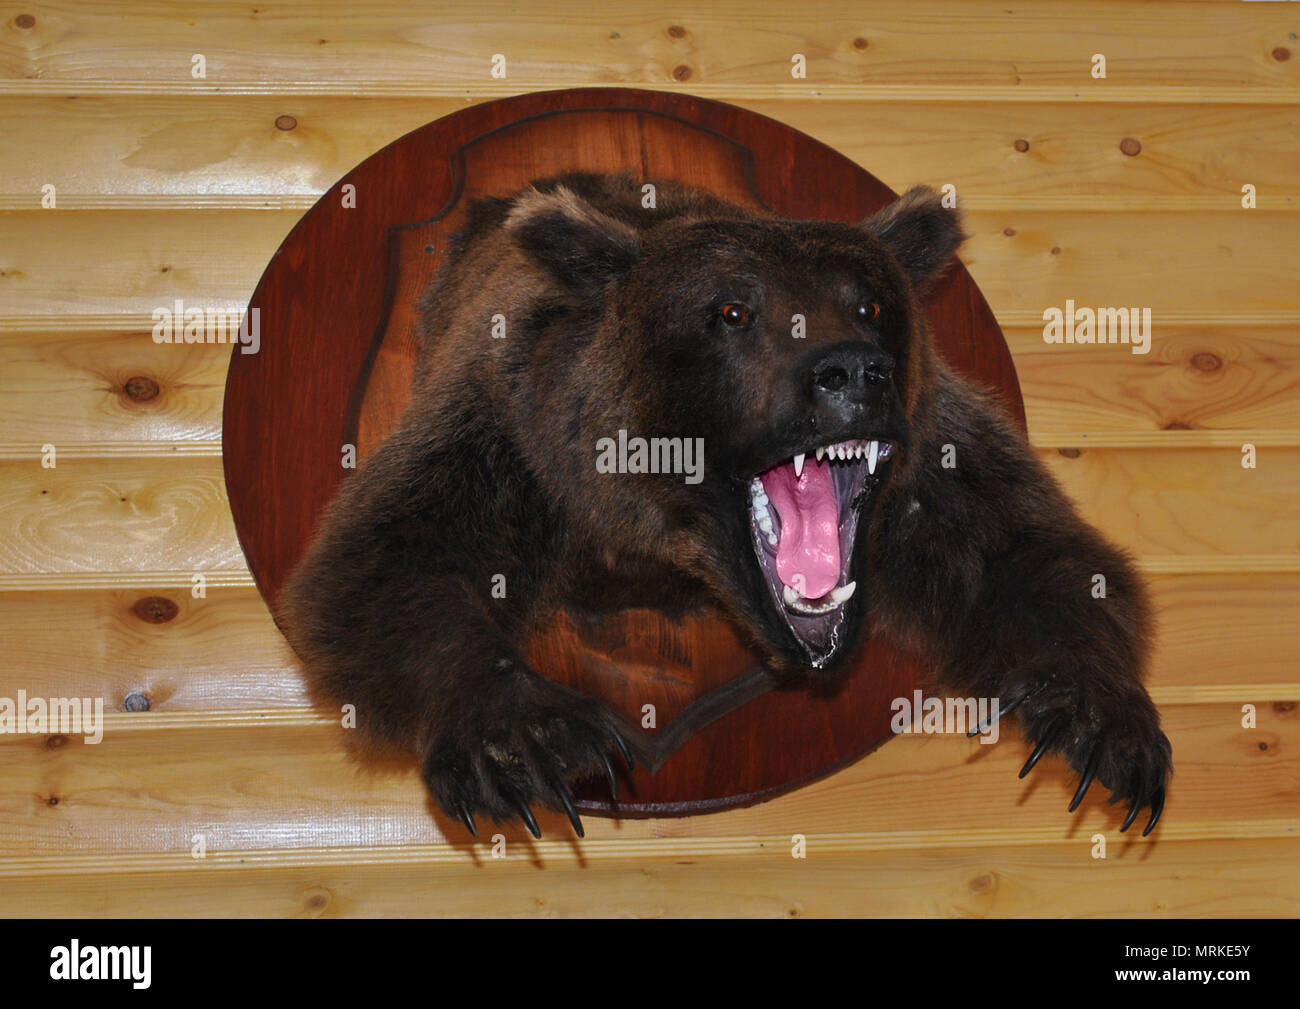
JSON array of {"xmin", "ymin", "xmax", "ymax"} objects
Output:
[{"xmin": 760, "ymin": 458, "xmax": 841, "ymax": 599}]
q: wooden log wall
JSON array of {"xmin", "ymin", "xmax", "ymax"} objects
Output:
[{"xmin": 0, "ymin": 1, "xmax": 1295, "ymax": 916}]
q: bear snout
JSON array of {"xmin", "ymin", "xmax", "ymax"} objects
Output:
[{"xmin": 806, "ymin": 341, "xmax": 896, "ymax": 424}]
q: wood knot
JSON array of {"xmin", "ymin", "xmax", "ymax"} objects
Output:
[
  {"xmin": 45, "ymin": 734, "xmax": 68, "ymax": 749},
  {"xmin": 1272, "ymin": 701, "xmax": 1295, "ymax": 714},
  {"xmin": 667, "ymin": 24, "xmax": 686, "ymax": 39},
  {"xmin": 1119, "ymin": 137, "xmax": 1142, "ymax": 157},
  {"xmin": 14, "ymin": 13, "xmax": 35, "ymax": 28},
  {"xmin": 303, "ymin": 887, "xmax": 333, "ymax": 912},
  {"xmin": 275, "ymin": 115, "xmax": 298, "ymax": 131},
  {"xmin": 123, "ymin": 375, "xmax": 160, "ymax": 402},
  {"xmin": 1003, "ymin": 227, "xmax": 1016, "ymax": 236},
  {"xmin": 1050, "ymin": 246, "xmax": 1061, "ymax": 255},
  {"xmin": 1258, "ymin": 741, "xmax": 1269, "ymax": 751},
  {"xmin": 852, "ymin": 36, "xmax": 869, "ymax": 50},
  {"xmin": 1013, "ymin": 138, "xmax": 1030, "ymax": 152},
  {"xmin": 1272, "ymin": 47, "xmax": 1291, "ymax": 62},
  {"xmin": 132, "ymin": 596, "xmax": 179, "ymax": 624},
  {"xmin": 969, "ymin": 872, "xmax": 995, "ymax": 894},
  {"xmin": 1191, "ymin": 352, "xmax": 1222, "ymax": 372},
  {"xmin": 672, "ymin": 64, "xmax": 692, "ymax": 81},
  {"xmin": 47, "ymin": 796, "xmax": 59, "ymax": 806},
  {"xmin": 1162, "ymin": 421, "xmax": 1193, "ymax": 431},
  {"xmin": 1058, "ymin": 448, "xmax": 1082, "ymax": 458}
]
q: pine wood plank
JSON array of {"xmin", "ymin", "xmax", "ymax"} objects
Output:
[
  {"xmin": 0, "ymin": 457, "xmax": 244, "ymax": 574},
  {"xmin": 4, "ymin": 210, "xmax": 1297, "ymax": 319},
  {"xmin": 1012, "ymin": 324, "xmax": 1300, "ymax": 443},
  {"xmin": 0, "ymin": 328, "xmax": 226, "ymax": 446},
  {"xmin": 1, "ymin": 1, "xmax": 1295, "ymax": 101},
  {"xmin": 2, "ymin": 447, "xmax": 1292, "ymax": 574},
  {"xmin": 2, "ymin": 97, "xmax": 1298, "ymax": 207},
  {"xmin": 5, "ymin": 321, "xmax": 1296, "ymax": 449},
  {"xmin": 1040, "ymin": 446, "xmax": 1299, "ymax": 558},
  {"xmin": 0, "ymin": 704, "xmax": 1290, "ymax": 856},
  {"xmin": 0, "ymin": 588, "xmax": 304, "ymax": 710},
  {"xmin": 0, "ymin": 837, "xmax": 1295, "ymax": 917},
  {"xmin": 2, "ymin": 574, "xmax": 1293, "ymax": 712}
]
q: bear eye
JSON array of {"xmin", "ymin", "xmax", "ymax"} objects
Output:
[
  {"xmin": 720, "ymin": 303, "xmax": 752, "ymax": 327},
  {"xmin": 856, "ymin": 301, "xmax": 881, "ymax": 324}
]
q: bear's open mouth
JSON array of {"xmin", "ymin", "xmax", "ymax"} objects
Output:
[{"xmin": 748, "ymin": 439, "xmax": 894, "ymax": 668}]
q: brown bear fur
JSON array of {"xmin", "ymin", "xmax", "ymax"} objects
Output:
[{"xmin": 280, "ymin": 171, "xmax": 1171, "ymax": 838}]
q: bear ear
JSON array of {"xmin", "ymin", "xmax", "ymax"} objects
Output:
[
  {"xmin": 862, "ymin": 186, "xmax": 966, "ymax": 289},
  {"xmin": 505, "ymin": 185, "xmax": 641, "ymax": 293}
]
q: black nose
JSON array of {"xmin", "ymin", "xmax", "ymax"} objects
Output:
[{"xmin": 810, "ymin": 343, "xmax": 894, "ymax": 407}]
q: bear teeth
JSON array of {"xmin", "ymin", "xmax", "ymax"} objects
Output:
[
  {"xmin": 749, "ymin": 477, "xmax": 778, "ymax": 546},
  {"xmin": 810, "ymin": 439, "xmax": 889, "ymax": 466},
  {"xmin": 782, "ymin": 581, "xmax": 857, "ymax": 614}
]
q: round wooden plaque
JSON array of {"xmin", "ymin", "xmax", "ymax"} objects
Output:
[{"xmin": 223, "ymin": 87, "xmax": 1023, "ymax": 817}]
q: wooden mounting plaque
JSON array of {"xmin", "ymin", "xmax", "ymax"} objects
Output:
[{"xmin": 223, "ymin": 87, "xmax": 1023, "ymax": 817}]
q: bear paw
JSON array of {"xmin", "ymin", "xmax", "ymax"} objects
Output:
[
  {"xmin": 420, "ymin": 667, "xmax": 634, "ymax": 839},
  {"xmin": 992, "ymin": 674, "xmax": 1172, "ymax": 836}
]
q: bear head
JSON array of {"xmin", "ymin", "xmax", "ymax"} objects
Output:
[{"xmin": 500, "ymin": 180, "xmax": 965, "ymax": 674}]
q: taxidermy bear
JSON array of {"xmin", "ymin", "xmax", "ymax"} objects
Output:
[{"xmin": 281, "ymin": 171, "xmax": 1171, "ymax": 839}]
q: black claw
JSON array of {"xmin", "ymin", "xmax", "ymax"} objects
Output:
[
  {"xmin": 595, "ymin": 747, "xmax": 620, "ymax": 800},
  {"xmin": 1141, "ymin": 787, "xmax": 1166, "ymax": 837},
  {"xmin": 1119, "ymin": 798, "xmax": 1141, "ymax": 833},
  {"xmin": 967, "ymin": 691, "xmax": 1030, "ymax": 737},
  {"xmin": 1018, "ymin": 721, "xmax": 1062, "ymax": 779},
  {"xmin": 1068, "ymin": 746, "xmax": 1102, "ymax": 812},
  {"xmin": 999, "ymin": 691, "xmax": 1031, "ymax": 719},
  {"xmin": 504, "ymin": 789, "xmax": 541, "ymax": 839},
  {"xmin": 548, "ymin": 775, "xmax": 585, "ymax": 838},
  {"xmin": 611, "ymin": 730, "xmax": 636, "ymax": 774},
  {"xmin": 455, "ymin": 800, "xmax": 478, "ymax": 837}
]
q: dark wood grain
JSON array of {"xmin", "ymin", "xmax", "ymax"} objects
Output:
[{"xmin": 223, "ymin": 87, "xmax": 1023, "ymax": 817}]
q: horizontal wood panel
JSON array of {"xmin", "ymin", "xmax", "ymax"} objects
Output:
[
  {"xmin": 2, "ymin": 210, "xmax": 1298, "ymax": 323},
  {"xmin": 2, "ymin": 574, "xmax": 1294, "ymax": 711},
  {"xmin": 3, "ymin": 97, "xmax": 1299, "ymax": 207},
  {"xmin": 0, "ymin": 211, "xmax": 295, "ymax": 318},
  {"xmin": 0, "ymin": 588, "xmax": 303, "ymax": 710},
  {"xmin": 0, "ymin": 457, "xmax": 244, "ymax": 573},
  {"xmin": 1, "ymin": 837, "xmax": 1296, "ymax": 917},
  {"xmin": 0, "ymin": 704, "xmax": 1291, "ymax": 855},
  {"xmin": 5, "ymin": 322, "xmax": 1296, "ymax": 449},
  {"xmin": 1, "ymin": 1, "xmax": 1296, "ymax": 100},
  {"xmin": 1, "ymin": 2, "xmax": 1294, "ymax": 918},
  {"xmin": 1041, "ymin": 446, "xmax": 1299, "ymax": 557},
  {"xmin": 44, "ymin": 452, "xmax": 1300, "ymax": 584},
  {"xmin": 0, "ymin": 448, "xmax": 1294, "ymax": 574},
  {"xmin": 1147, "ymin": 573, "xmax": 1300, "ymax": 694},
  {"xmin": 0, "ymin": 328, "xmax": 227, "ymax": 445},
  {"xmin": 1011, "ymin": 324, "xmax": 1300, "ymax": 442}
]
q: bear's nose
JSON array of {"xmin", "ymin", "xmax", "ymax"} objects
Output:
[{"xmin": 809, "ymin": 343, "xmax": 894, "ymax": 407}]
